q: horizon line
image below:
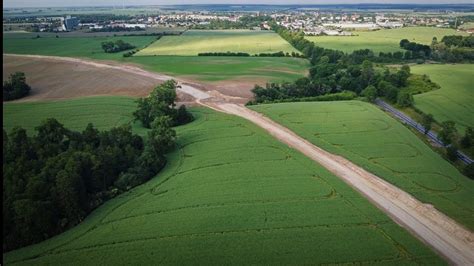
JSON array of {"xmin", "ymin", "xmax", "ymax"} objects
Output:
[{"xmin": 4, "ymin": 3, "xmax": 474, "ymax": 9}]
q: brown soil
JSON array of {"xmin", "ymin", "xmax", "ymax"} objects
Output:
[
  {"xmin": 3, "ymin": 55, "xmax": 161, "ymax": 101},
  {"xmin": 180, "ymin": 75, "xmax": 267, "ymax": 101}
]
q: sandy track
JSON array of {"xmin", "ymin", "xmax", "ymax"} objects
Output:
[{"xmin": 6, "ymin": 54, "xmax": 474, "ymax": 264}]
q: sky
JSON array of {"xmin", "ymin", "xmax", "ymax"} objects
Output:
[{"xmin": 4, "ymin": 0, "xmax": 474, "ymax": 8}]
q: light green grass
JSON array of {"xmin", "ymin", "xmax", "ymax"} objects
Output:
[
  {"xmin": 411, "ymin": 64, "xmax": 474, "ymax": 132},
  {"xmin": 127, "ymin": 56, "xmax": 309, "ymax": 82},
  {"xmin": 305, "ymin": 27, "xmax": 466, "ymax": 53},
  {"xmin": 2, "ymin": 96, "xmax": 144, "ymax": 134},
  {"xmin": 136, "ymin": 30, "xmax": 299, "ymax": 56},
  {"xmin": 3, "ymin": 34, "xmax": 157, "ymax": 60},
  {"xmin": 3, "ymin": 98, "xmax": 443, "ymax": 264},
  {"xmin": 251, "ymin": 101, "xmax": 474, "ymax": 230},
  {"xmin": 459, "ymin": 22, "xmax": 474, "ymax": 30},
  {"xmin": 3, "ymin": 34, "xmax": 309, "ymax": 83}
]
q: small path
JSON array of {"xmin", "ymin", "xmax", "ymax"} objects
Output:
[{"xmin": 375, "ymin": 98, "xmax": 473, "ymax": 165}]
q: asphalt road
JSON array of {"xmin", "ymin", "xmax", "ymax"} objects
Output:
[{"xmin": 375, "ymin": 98, "xmax": 473, "ymax": 165}]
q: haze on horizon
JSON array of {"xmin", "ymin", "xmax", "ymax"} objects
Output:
[{"xmin": 4, "ymin": 0, "xmax": 474, "ymax": 8}]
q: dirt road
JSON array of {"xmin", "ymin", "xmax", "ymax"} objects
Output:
[
  {"xmin": 7, "ymin": 54, "xmax": 474, "ymax": 264},
  {"xmin": 210, "ymin": 103, "xmax": 474, "ymax": 265}
]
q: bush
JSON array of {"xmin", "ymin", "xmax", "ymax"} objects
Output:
[
  {"xmin": 464, "ymin": 163, "xmax": 474, "ymax": 179},
  {"xmin": 3, "ymin": 72, "xmax": 31, "ymax": 101},
  {"xmin": 397, "ymin": 90, "xmax": 414, "ymax": 107},
  {"xmin": 101, "ymin": 40, "xmax": 136, "ymax": 53}
]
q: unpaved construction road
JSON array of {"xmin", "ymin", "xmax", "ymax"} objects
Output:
[{"xmin": 6, "ymin": 54, "xmax": 474, "ymax": 264}]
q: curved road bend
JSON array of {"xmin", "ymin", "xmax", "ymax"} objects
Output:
[{"xmin": 6, "ymin": 54, "xmax": 474, "ymax": 264}]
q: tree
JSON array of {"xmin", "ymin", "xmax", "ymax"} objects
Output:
[
  {"xmin": 133, "ymin": 80, "xmax": 193, "ymax": 128},
  {"xmin": 400, "ymin": 39, "xmax": 410, "ymax": 49},
  {"xmin": 421, "ymin": 113, "xmax": 434, "ymax": 134},
  {"xmin": 460, "ymin": 127, "xmax": 474, "ymax": 148},
  {"xmin": 3, "ymin": 72, "xmax": 31, "ymax": 101},
  {"xmin": 147, "ymin": 116, "xmax": 176, "ymax": 155},
  {"xmin": 446, "ymin": 146, "xmax": 458, "ymax": 162},
  {"xmin": 464, "ymin": 163, "xmax": 474, "ymax": 179},
  {"xmin": 361, "ymin": 85, "xmax": 377, "ymax": 102},
  {"xmin": 439, "ymin": 121, "xmax": 457, "ymax": 145},
  {"xmin": 397, "ymin": 90, "xmax": 414, "ymax": 107},
  {"xmin": 176, "ymin": 105, "xmax": 194, "ymax": 125}
]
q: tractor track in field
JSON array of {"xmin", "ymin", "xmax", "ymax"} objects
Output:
[{"xmin": 6, "ymin": 54, "xmax": 474, "ymax": 265}]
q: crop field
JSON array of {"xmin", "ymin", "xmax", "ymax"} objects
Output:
[
  {"xmin": 3, "ymin": 96, "xmax": 141, "ymax": 133},
  {"xmin": 3, "ymin": 99, "xmax": 442, "ymax": 264},
  {"xmin": 251, "ymin": 101, "xmax": 474, "ymax": 230},
  {"xmin": 3, "ymin": 34, "xmax": 309, "ymax": 84},
  {"xmin": 305, "ymin": 27, "xmax": 466, "ymax": 53},
  {"xmin": 135, "ymin": 30, "xmax": 300, "ymax": 56},
  {"xmin": 411, "ymin": 64, "xmax": 474, "ymax": 132},
  {"xmin": 128, "ymin": 55, "xmax": 309, "ymax": 82},
  {"xmin": 3, "ymin": 34, "xmax": 157, "ymax": 60}
]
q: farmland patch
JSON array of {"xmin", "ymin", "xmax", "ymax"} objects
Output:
[
  {"xmin": 252, "ymin": 101, "xmax": 474, "ymax": 230},
  {"xmin": 3, "ymin": 102, "xmax": 442, "ymax": 265}
]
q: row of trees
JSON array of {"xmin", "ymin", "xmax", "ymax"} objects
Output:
[
  {"xmin": 399, "ymin": 39, "xmax": 432, "ymax": 58},
  {"xmin": 3, "ymin": 72, "xmax": 31, "ymax": 101},
  {"xmin": 101, "ymin": 40, "xmax": 135, "ymax": 53},
  {"xmin": 251, "ymin": 25, "xmax": 412, "ymax": 104},
  {"xmin": 398, "ymin": 36, "xmax": 474, "ymax": 63},
  {"xmin": 441, "ymin": 35, "xmax": 474, "ymax": 48},
  {"xmin": 3, "ymin": 80, "xmax": 193, "ymax": 251},
  {"xmin": 420, "ymin": 114, "xmax": 474, "ymax": 179},
  {"xmin": 197, "ymin": 51, "xmax": 303, "ymax": 58}
]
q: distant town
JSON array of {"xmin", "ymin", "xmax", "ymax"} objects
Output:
[{"xmin": 3, "ymin": 5, "xmax": 474, "ymax": 35}]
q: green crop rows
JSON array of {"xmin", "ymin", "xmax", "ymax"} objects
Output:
[
  {"xmin": 3, "ymin": 98, "xmax": 443, "ymax": 264},
  {"xmin": 251, "ymin": 101, "xmax": 474, "ymax": 230},
  {"xmin": 136, "ymin": 30, "xmax": 299, "ymax": 56},
  {"xmin": 411, "ymin": 64, "xmax": 474, "ymax": 132}
]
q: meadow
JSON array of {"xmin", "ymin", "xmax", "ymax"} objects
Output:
[
  {"xmin": 2, "ymin": 96, "xmax": 141, "ymax": 133},
  {"xmin": 411, "ymin": 64, "xmax": 474, "ymax": 132},
  {"xmin": 251, "ymin": 101, "xmax": 474, "ymax": 230},
  {"xmin": 3, "ymin": 33, "xmax": 309, "ymax": 83},
  {"xmin": 3, "ymin": 98, "xmax": 443, "ymax": 264},
  {"xmin": 128, "ymin": 55, "xmax": 309, "ymax": 82},
  {"xmin": 305, "ymin": 27, "xmax": 466, "ymax": 53},
  {"xmin": 3, "ymin": 34, "xmax": 157, "ymax": 60},
  {"xmin": 135, "ymin": 30, "xmax": 300, "ymax": 56}
]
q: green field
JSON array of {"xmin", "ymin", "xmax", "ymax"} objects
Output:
[
  {"xmin": 3, "ymin": 35, "xmax": 157, "ymax": 60},
  {"xmin": 136, "ymin": 30, "xmax": 300, "ymax": 56},
  {"xmin": 411, "ymin": 64, "xmax": 474, "ymax": 132},
  {"xmin": 3, "ymin": 97, "xmax": 443, "ymax": 264},
  {"xmin": 3, "ymin": 33, "xmax": 309, "ymax": 83},
  {"xmin": 305, "ymin": 27, "xmax": 465, "ymax": 53},
  {"xmin": 2, "ymin": 96, "xmax": 144, "ymax": 134},
  {"xmin": 251, "ymin": 101, "xmax": 474, "ymax": 230},
  {"xmin": 128, "ymin": 56, "xmax": 309, "ymax": 82}
]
